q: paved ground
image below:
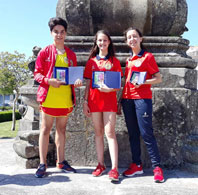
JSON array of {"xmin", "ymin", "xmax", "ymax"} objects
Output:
[{"xmin": 0, "ymin": 138, "xmax": 198, "ymax": 195}]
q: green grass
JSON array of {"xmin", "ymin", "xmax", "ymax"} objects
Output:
[{"xmin": 0, "ymin": 120, "xmax": 19, "ymax": 138}]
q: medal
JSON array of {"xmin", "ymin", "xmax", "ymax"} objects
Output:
[
  {"xmin": 105, "ymin": 63, "xmax": 112, "ymax": 70},
  {"xmin": 134, "ymin": 60, "xmax": 142, "ymax": 67}
]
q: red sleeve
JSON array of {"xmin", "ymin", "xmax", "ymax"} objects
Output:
[
  {"xmin": 34, "ymin": 49, "xmax": 49, "ymax": 85},
  {"xmin": 146, "ymin": 53, "xmax": 159, "ymax": 75},
  {"xmin": 83, "ymin": 59, "xmax": 93, "ymax": 79}
]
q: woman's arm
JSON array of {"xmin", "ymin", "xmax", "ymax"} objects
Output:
[
  {"xmin": 144, "ymin": 72, "xmax": 162, "ymax": 85},
  {"xmin": 83, "ymin": 79, "xmax": 91, "ymax": 117}
]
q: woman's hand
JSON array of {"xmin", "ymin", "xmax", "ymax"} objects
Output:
[
  {"xmin": 132, "ymin": 81, "xmax": 142, "ymax": 88},
  {"xmin": 48, "ymin": 78, "xmax": 65, "ymax": 88},
  {"xmin": 98, "ymin": 83, "xmax": 115, "ymax": 93},
  {"xmin": 83, "ymin": 101, "xmax": 91, "ymax": 117},
  {"xmin": 74, "ymin": 79, "xmax": 82, "ymax": 88}
]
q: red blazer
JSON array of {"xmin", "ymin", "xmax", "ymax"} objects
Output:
[{"xmin": 34, "ymin": 44, "xmax": 77, "ymax": 105}]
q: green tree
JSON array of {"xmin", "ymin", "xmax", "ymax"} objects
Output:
[{"xmin": 0, "ymin": 51, "xmax": 32, "ymax": 130}]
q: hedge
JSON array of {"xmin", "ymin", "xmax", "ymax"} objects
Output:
[{"xmin": 0, "ymin": 110, "xmax": 21, "ymax": 122}]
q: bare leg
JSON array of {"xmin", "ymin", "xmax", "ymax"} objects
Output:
[
  {"xmin": 55, "ymin": 116, "xmax": 68, "ymax": 163},
  {"xmin": 103, "ymin": 112, "xmax": 118, "ymax": 170},
  {"xmin": 39, "ymin": 112, "xmax": 54, "ymax": 164},
  {"xmin": 91, "ymin": 112, "xmax": 105, "ymax": 165}
]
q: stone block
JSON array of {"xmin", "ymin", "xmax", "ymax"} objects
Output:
[
  {"xmin": 17, "ymin": 130, "xmax": 40, "ymax": 145},
  {"xmin": 16, "ymin": 155, "xmax": 40, "ymax": 169},
  {"xmin": 23, "ymin": 106, "xmax": 39, "ymax": 121},
  {"xmin": 57, "ymin": 0, "xmax": 187, "ymax": 36},
  {"xmin": 152, "ymin": 88, "xmax": 198, "ymax": 168},
  {"xmin": 13, "ymin": 139, "xmax": 55, "ymax": 160},
  {"xmin": 17, "ymin": 130, "xmax": 54, "ymax": 145},
  {"xmin": 13, "ymin": 140, "xmax": 39, "ymax": 159},
  {"xmin": 157, "ymin": 68, "xmax": 197, "ymax": 89},
  {"xmin": 182, "ymin": 145, "xmax": 198, "ymax": 164},
  {"xmin": 19, "ymin": 119, "xmax": 39, "ymax": 131},
  {"xmin": 182, "ymin": 162, "xmax": 198, "ymax": 173},
  {"xmin": 185, "ymin": 135, "xmax": 198, "ymax": 147}
]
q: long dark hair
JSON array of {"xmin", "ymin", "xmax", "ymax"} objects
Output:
[
  {"xmin": 123, "ymin": 27, "xmax": 144, "ymax": 50},
  {"xmin": 88, "ymin": 30, "xmax": 115, "ymax": 60}
]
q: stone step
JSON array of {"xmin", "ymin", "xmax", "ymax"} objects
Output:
[
  {"xmin": 185, "ymin": 135, "xmax": 198, "ymax": 146},
  {"xmin": 182, "ymin": 145, "xmax": 198, "ymax": 164},
  {"xmin": 75, "ymin": 52, "xmax": 196, "ymax": 69},
  {"xmin": 13, "ymin": 139, "xmax": 55, "ymax": 159},
  {"xmin": 182, "ymin": 162, "xmax": 198, "ymax": 173},
  {"xmin": 17, "ymin": 130, "xmax": 55, "ymax": 145},
  {"xmin": 13, "ymin": 139, "xmax": 39, "ymax": 159}
]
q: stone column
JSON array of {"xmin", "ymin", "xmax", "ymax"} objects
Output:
[{"xmin": 56, "ymin": 0, "xmax": 198, "ymax": 170}]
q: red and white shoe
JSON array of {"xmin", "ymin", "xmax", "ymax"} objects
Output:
[
  {"xmin": 108, "ymin": 168, "xmax": 119, "ymax": 181},
  {"xmin": 123, "ymin": 163, "xmax": 143, "ymax": 177},
  {"xmin": 153, "ymin": 166, "xmax": 164, "ymax": 183},
  {"xmin": 92, "ymin": 163, "xmax": 106, "ymax": 177}
]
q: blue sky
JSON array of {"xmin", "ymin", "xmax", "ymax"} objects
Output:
[{"xmin": 0, "ymin": 0, "xmax": 197, "ymax": 58}]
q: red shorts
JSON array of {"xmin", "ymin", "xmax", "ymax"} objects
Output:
[{"xmin": 40, "ymin": 106, "xmax": 73, "ymax": 117}]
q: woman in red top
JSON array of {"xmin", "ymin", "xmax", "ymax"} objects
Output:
[
  {"xmin": 83, "ymin": 30, "xmax": 123, "ymax": 181},
  {"xmin": 121, "ymin": 27, "xmax": 164, "ymax": 183}
]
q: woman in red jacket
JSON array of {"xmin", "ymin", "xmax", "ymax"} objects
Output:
[{"xmin": 34, "ymin": 17, "xmax": 82, "ymax": 178}]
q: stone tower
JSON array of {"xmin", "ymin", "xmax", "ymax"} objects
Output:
[
  {"xmin": 56, "ymin": 0, "xmax": 198, "ymax": 170},
  {"xmin": 14, "ymin": 0, "xmax": 198, "ymax": 171}
]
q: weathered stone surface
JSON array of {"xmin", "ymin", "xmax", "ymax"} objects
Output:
[
  {"xmin": 57, "ymin": 0, "xmax": 187, "ymax": 36},
  {"xmin": 65, "ymin": 131, "xmax": 89, "ymax": 165},
  {"xmin": 15, "ymin": 155, "xmax": 40, "ymax": 169},
  {"xmin": 185, "ymin": 135, "xmax": 198, "ymax": 146},
  {"xmin": 13, "ymin": 139, "xmax": 55, "ymax": 164},
  {"xmin": 17, "ymin": 130, "xmax": 40, "ymax": 145},
  {"xmin": 157, "ymin": 68, "xmax": 197, "ymax": 89},
  {"xmin": 20, "ymin": 80, "xmax": 39, "ymax": 110},
  {"xmin": 13, "ymin": 139, "xmax": 39, "ymax": 159},
  {"xmin": 182, "ymin": 162, "xmax": 198, "ymax": 173},
  {"xmin": 182, "ymin": 146, "xmax": 198, "ymax": 164},
  {"xmin": 22, "ymin": 106, "xmax": 39, "ymax": 121},
  {"xmin": 65, "ymin": 36, "xmax": 197, "ymax": 69},
  {"xmin": 17, "ymin": 130, "xmax": 55, "ymax": 146},
  {"xmin": 152, "ymin": 88, "xmax": 198, "ymax": 168},
  {"xmin": 60, "ymin": 86, "xmax": 198, "ymax": 169},
  {"xmin": 187, "ymin": 46, "xmax": 198, "ymax": 63},
  {"xmin": 19, "ymin": 119, "xmax": 39, "ymax": 131},
  {"xmin": 187, "ymin": 46, "xmax": 198, "ymax": 89}
]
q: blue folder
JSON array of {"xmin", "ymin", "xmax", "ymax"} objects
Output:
[
  {"xmin": 53, "ymin": 66, "xmax": 84, "ymax": 85},
  {"xmin": 130, "ymin": 71, "xmax": 147, "ymax": 85},
  {"xmin": 92, "ymin": 71, "xmax": 121, "ymax": 89}
]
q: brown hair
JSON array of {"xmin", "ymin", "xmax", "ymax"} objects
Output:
[
  {"xmin": 88, "ymin": 30, "xmax": 115, "ymax": 60},
  {"xmin": 123, "ymin": 27, "xmax": 144, "ymax": 50}
]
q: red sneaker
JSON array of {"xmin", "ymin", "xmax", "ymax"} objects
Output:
[
  {"xmin": 123, "ymin": 163, "xmax": 143, "ymax": 177},
  {"xmin": 153, "ymin": 166, "xmax": 164, "ymax": 183},
  {"xmin": 92, "ymin": 163, "xmax": 106, "ymax": 177},
  {"xmin": 108, "ymin": 168, "xmax": 119, "ymax": 181}
]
